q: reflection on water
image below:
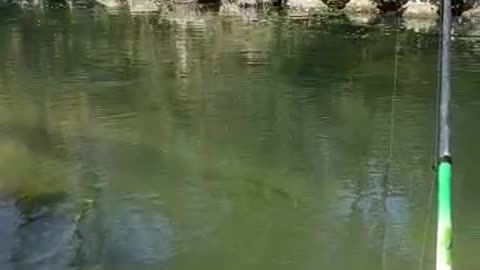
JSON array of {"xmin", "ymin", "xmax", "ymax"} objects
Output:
[{"xmin": 0, "ymin": 5, "xmax": 479, "ymax": 270}]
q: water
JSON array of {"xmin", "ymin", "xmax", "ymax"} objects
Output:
[{"xmin": 0, "ymin": 5, "xmax": 479, "ymax": 270}]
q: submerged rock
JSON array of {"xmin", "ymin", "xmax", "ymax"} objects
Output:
[
  {"xmin": 10, "ymin": 192, "xmax": 80, "ymax": 270},
  {"xmin": 12, "ymin": 215, "xmax": 79, "ymax": 270},
  {"xmin": 0, "ymin": 198, "xmax": 21, "ymax": 270},
  {"xmin": 0, "ymin": 189, "xmax": 175, "ymax": 270},
  {"xmin": 78, "ymin": 196, "xmax": 176, "ymax": 270},
  {"xmin": 0, "ymin": 192, "xmax": 80, "ymax": 270},
  {"xmin": 103, "ymin": 205, "xmax": 175, "ymax": 268}
]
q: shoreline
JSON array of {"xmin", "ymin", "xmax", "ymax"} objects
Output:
[{"xmin": 3, "ymin": 0, "xmax": 480, "ymax": 19}]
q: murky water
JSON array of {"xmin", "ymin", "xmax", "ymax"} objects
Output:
[{"xmin": 0, "ymin": 4, "xmax": 479, "ymax": 270}]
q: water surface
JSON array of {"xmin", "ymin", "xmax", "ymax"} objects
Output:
[{"xmin": 0, "ymin": 5, "xmax": 479, "ymax": 270}]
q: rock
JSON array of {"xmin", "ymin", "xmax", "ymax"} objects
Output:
[
  {"xmin": 286, "ymin": 0, "xmax": 328, "ymax": 9},
  {"xmin": 402, "ymin": 0, "xmax": 438, "ymax": 18},
  {"xmin": 102, "ymin": 205, "xmax": 175, "ymax": 268},
  {"xmin": 221, "ymin": 0, "xmax": 275, "ymax": 7},
  {"xmin": 78, "ymin": 196, "xmax": 176, "ymax": 270},
  {"xmin": 462, "ymin": 3, "xmax": 480, "ymax": 18},
  {"xmin": 0, "ymin": 198, "xmax": 21, "ymax": 270},
  {"xmin": 94, "ymin": 0, "xmax": 124, "ymax": 8},
  {"xmin": 12, "ymin": 214, "xmax": 79, "ymax": 270},
  {"xmin": 344, "ymin": 0, "xmax": 379, "ymax": 13},
  {"xmin": 128, "ymin": 0, "xmax": 159, "ymax": 12},
  {"xmin": 10, "ymin": 192, "xmax": 79, "ymax": 270}
]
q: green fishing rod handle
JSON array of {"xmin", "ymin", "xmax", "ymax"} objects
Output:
[{"xmin": 436, "ymin": 160, "xmax": 452, "ymax": 270}]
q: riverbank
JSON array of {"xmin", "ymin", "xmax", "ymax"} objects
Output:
[
  {"xmin": 3, "ymin": 0, "xmax": 480, "ymax": 19},
  {"xmin": 3, "ymin": 0, "xmax": 480, "ymax": 35}
]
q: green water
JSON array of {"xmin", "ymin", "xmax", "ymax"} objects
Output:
[{"xmin": 0, "ymin": 4, "xmax": 479, "ymax": 270}]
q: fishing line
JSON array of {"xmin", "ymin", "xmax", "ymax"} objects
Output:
[
  {"xmin": 381, "ymin": 18, "xmax": 401, "ymax": 270},
  {"xmin": 418, "ymin": 174, "xmax": 434, "ymax": 270},
  {"xmin": 383, "ymin": 1, "xmax": 453, "ymax": 269}
]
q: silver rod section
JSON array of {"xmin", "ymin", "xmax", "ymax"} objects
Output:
[{"xmin": 438, "ymin": 0, "xmax": 452, "ymax": 159}]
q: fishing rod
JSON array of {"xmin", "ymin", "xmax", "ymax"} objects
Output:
[{"xmin": 435, "ymin": 0, "xmax": 453, "ymax": 267}]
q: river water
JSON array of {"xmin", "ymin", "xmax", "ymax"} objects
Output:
[{"xmin": 0, "ymin": 4, "xmax": 479, "ymax": 270}]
